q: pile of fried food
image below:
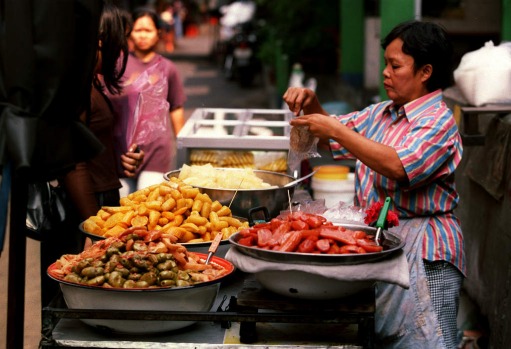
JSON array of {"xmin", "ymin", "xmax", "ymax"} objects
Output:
[
  {"xmin": 189, "ymin": 150, "xmax": 255, "ymax": 168},
  {"xmin": 189, "ymin": 149, "xmax": 288, "ymax": 173},
  {"xmin": 49, "ymin": 228, "xmax": 229, "ymax": 289},
  {"xmin": 82, "ymin": 177, "xmax": 249, "ymax": 242}
]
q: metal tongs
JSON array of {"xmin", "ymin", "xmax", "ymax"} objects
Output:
[{"xmin": 375, "ymin": 197, "xmax": 391, "ymax": 246}]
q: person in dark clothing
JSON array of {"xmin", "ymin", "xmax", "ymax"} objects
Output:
[{"xmin": 40, "ymin": 2, "xmax": 144, "ymax": 308}]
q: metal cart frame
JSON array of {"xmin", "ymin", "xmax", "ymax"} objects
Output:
[{"xmin": 40, "ymin": 272, "xmax": 375, "ymax": 349}]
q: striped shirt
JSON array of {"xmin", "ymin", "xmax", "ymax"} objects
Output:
[{"xmin": 330, "ymin": 90, "xmax": 465, "ymax": 274}]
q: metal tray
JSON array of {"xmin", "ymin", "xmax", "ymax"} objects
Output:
[{"xmin": 229, "ymin": 223, "xmax": 405, "ymax": 266}]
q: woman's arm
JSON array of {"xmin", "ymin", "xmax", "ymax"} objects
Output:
[
  {"xmin": 170, "ymin": 106, "xmax": 185, "ymax": 136},
  {"xmin": 290, "ymin": 113, "xmax": 407, "ymax": 181}
]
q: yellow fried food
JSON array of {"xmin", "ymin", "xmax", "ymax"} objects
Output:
[
  {"xmin": 83, "ymin": 219, "xmax": 102, "ymax": 236},
  {"xmin": 81, "ymin": 178, "xmax": 247, "ymax": 243}
]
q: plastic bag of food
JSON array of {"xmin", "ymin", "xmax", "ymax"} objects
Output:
[
  {"xmin": 287, "ymin": 125, "xmax": 321, "ymax": 174},
  {"xmin": 454, "ymin": 41, "xmax": 511, "ymax": 106}
]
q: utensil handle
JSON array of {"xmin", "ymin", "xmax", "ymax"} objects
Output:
[
  {"xmin": 376, "ymin": 197, "xmax": 391, "ymax": 229},
  {"xmin": 248, "ymin": 206, "xmax": 270, "ymax": 226},
  {"xmin": 208, "ymin": 232, "xmax": 223, "ymax": 254},
  {"xmin": 283, "ymin": 170, "xmax": 317, "ymax": 188}
]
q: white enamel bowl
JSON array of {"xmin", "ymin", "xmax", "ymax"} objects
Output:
[{"xmin": 47, "ymin": 253, "xmax": 235, "ymax": 334}]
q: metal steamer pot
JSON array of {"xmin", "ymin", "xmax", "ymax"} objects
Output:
[{"xmin": 164, "ymin": 169, "xmax": 297, "ymax": 219}]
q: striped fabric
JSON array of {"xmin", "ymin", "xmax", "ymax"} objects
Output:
[{"xmin": 330, "ymin": 90, "xmax": 465, "ymax": 274}]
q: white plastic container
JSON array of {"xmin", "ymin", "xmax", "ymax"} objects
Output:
[{"xmin": 311, "ymin": 166, "xmax": 355, "ymax": 208}]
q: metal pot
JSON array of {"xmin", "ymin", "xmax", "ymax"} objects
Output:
[
  {"xmin": 47, "ymin": 253, "xmax": 235, "ymax": 334},
  {"xmin": 228, "ymin": 224, "xmax": 405, "ymax": 300},
  {"xmin": 164, "ymin": 169, "xmax": 297, "ymax": 219},
  {"xmin": 254, "ymin": 270, "xmax": 374, "ymax": 300}
]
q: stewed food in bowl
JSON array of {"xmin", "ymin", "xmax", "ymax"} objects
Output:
[{"xmin": 47, "ymin": 227, "xmax": 235, "ymax": 333}]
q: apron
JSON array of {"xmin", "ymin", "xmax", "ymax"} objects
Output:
[{"xmin": 375, "ymin": 217, "xmax": 446, "ymax": 349}]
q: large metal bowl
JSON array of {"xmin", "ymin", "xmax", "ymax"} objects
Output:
[
  {"xmin": 47, "ymin": 253, "xmax": 234, "ymax": 334},
  {"xmin": 254, "ymin": 270, "xmax": 374, "ymax": 300},
  {"xmin": 227, "ymin": 224, "xmax": 405, "ymax": 300},
  {"xmin": 229, "ymin": 223, "xmax": 404, "ymax": 265},
  {"xmin": 164, "ymin": 168, "xmax": 297, "ymax": 219}
]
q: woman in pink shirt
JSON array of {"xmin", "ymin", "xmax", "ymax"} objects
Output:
[{"xmin": 109, "ymin": 7, "xmax": 187, "ymax": 196}]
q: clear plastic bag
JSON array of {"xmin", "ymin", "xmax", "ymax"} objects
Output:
[
  {"xmin": 287, "ymin": 125, "xmax": 321, "ymax": 174},
  {"xmin": 126, "ymin": 61, "xmax": 170, "ymax": 147},
  {"xmin": 113, "ymin": 60, "xmax": 170, "ymax": 155}
]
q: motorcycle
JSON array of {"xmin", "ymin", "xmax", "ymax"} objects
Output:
[{"xmin": 217, "ymin": 0, "xmax": 261, "ymax": 87}]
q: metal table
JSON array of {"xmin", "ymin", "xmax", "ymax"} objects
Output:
[{"xmin": 40, "ymin": 271, "xmax": 374, "ymax": 349}]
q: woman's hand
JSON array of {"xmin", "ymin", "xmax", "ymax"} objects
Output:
[
  {"xmin": 121, "ymin": 143, "xmax": 145, "ymax": 178},
  {"xmin": 283, "ymin": 87, "xmax": 327, "ymax": 116},
  {"xmin": 290, "ymin": 113, "xmax": 340, "ymax": 140}
]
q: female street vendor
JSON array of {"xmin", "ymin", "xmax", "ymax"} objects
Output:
[{"xmin": 283, "ymin": 20, "xmax": 464, "ymax": 349}]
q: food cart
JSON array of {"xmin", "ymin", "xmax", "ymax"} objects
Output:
[
  {"xmin": 41, "ymin": 186, "xmax": 379, "ymax": 349},
  {"xmin": 38, "ymin": 107, "xmax": 386, "ymax": 349}
]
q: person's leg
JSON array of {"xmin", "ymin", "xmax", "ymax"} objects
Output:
[{"xmin": 424, "ymin": 260, "xmax": 464, "ymax": 349}]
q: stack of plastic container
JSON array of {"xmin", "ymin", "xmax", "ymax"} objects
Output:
[{"xmin": 311, "ymin": 165, "xmax": 355, "ymax": 207}]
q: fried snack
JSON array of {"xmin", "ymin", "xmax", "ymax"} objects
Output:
[
  {"xmin": 189, "ymin": 149, "xmax": 219, "ymax": 166},
  {"xmin": 258, "ymin": 157, "xmax": 287, "ymax": 172},
  {"xmin": 219, "ymin": 151, "xmax": 255, "ymax": 168},
  {"xmin": 82, "ymin": 178, "xmax": 249, "ymax": 243}
]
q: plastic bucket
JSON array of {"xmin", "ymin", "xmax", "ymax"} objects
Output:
[{"xmin": 311, "ymin": 165, "xmax": 355, "ymax": 207}]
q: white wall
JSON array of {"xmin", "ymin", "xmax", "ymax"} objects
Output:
[{"xmin": 364, "ymin": 17, "xmax": 381, "ymax": 90}]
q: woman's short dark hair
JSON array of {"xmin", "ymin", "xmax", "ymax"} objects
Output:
[
  {"xmin": 381, "ymin": 20, "xmax": 454, "ymax": 91},
  {"xmin": 131, "ymin": 7, "xmax": 162, "ymax": 31},
  {"xmin": 96, "ymin": 2, "xmax": 131, "ymax": 95}
]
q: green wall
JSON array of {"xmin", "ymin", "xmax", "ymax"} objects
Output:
[
  {"xmin": 379, "ymin": 0, "xmax": 415, "ymax": 100},
  {"xmin": 339, "ymin": 0, "xmax": 510, "ymax": 99},
  {"xmin": 339, "ymin": 0, "xmax": 364, "ymax": 87},
  {"xmin": 503, "ymin": 0, "xmax": 511, "ymax": 40}
]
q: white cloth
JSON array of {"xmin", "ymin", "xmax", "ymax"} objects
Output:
[{"xmin": 225, "ymin": 245, "xmax": 410, "ymax": 289}]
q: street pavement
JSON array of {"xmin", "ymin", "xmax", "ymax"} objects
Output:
[{"xmin": 0, "ymin": 23, "xmax": 270, "ymax": 349}]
